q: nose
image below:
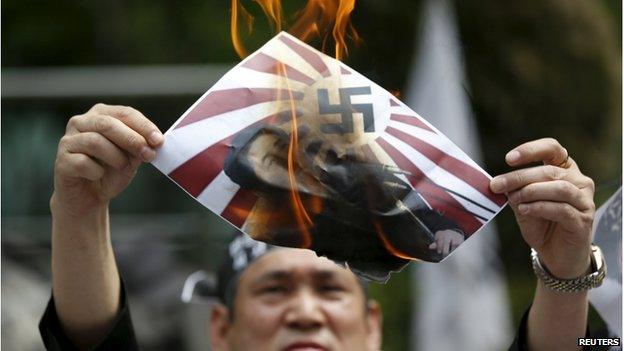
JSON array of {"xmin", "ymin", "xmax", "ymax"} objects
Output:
[{"xmin": 284, "ymin": 289, "xmax": 326, "ymax": 331}]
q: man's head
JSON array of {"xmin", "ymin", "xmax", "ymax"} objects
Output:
[{"xmin": 209, "ymin": 241, "xmax": 382, "ymax": 351}]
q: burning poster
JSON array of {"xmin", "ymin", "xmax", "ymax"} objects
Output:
[{"xmin": 152, "ymin": 32, "xmax": 507, "ymax": 281}]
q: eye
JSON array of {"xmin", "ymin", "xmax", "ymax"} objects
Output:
[
  {"xmin": 261, "ymin": 155, "xmax": 275, "ymax": 166},
  {"xmin": 318, "ymin": 284, "xmax": 345, "ymax": 294},
  {"xmin": 259, "ymin": 285, "xmax": 288, "ymax": 294}
]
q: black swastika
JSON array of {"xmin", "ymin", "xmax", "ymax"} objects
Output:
[{"xmin": 317, "ymin": 86, "xmax": 374, "ymax": 134}]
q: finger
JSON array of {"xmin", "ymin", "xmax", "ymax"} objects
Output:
[
  {"xmin": 67, "ymin": 114, "xmax": 156, "ymax": 162},
  {"xmin": 127, "ymin": 156, "xmax": 142, "ymax": 174},
  {"xmin": 89, "ymin": 103, "xmax": 164, "ymax": 147},
  {"xmin": 442, "ymin": 235, "xmax": 452, "ymax": 256},
  {"xmin": 57, "ymin": 153, "xmax": 105, "ymax": 181},
  {"xmin": 61, "ymin": 133, "xmax": 129, "ymax": 171},
  {"xmin": 504, "ymin": 138, "xmax": 569, "ymax": 167},
  {"xmin": 490, "ymin": 164, "xmax": 589, "ymax": 193},
  {"xmin": 508, "ymin": 180, "xmax": 594, "ymax": 211},
  {"xmin": 429, "ymin": 242, "xmax": 437, "ymax": 250},
  {"xmin": 435, "ymin": 236, "xmax": 444, "ymax": 254},
  {"xmin": 450, "ymin": 236, "xmax": 463, "ymax": 251},
  {"xmin": 516, "ymin": 201, "xmax": 592, "ymax": 233}
]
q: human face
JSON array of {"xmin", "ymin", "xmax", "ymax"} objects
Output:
[
  {"xmin": 210, "ymin": 249, "xmax": 382, "ymax": 351},
  {"xmin": 245, "ymin": 133, "xmax": 290, "ymax": 187},
  {"xmin": 242, "ymin": 130, "xmax": 327, "ymax": 197}
]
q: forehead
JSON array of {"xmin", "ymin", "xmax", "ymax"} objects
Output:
[
  {"xmin": 239, "ymin": 248, "xmax": 358, "ymax": 283},
  {"xmin": 248, "ymin": 133, "xmax": 279, "ymax": 152}
]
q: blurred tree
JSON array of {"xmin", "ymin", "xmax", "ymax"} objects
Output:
[
  {"xmin": 455, "ymin": 0, "xmax": 620, "ymax": 192},
  {"xmin": 454, "ymin": 0, "xmax": 621, "ymax": 321}
]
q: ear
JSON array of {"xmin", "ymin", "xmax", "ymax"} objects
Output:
[
  {"xmin": 365, "ymin": 300, "xmax": 383, "ymax": 351},
  {"xmin": 209, "ymin": 303, "xmax": 231, "ymax": 351}
]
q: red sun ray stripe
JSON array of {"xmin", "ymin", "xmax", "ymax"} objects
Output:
[
  {"xmin": 221, "ymin": 188, "xmax": 258, "ymax": 228},
  {"xmin": 340, "ymin": 66, "xmax": 352, "ymax": 75},
  {"xmin": 174, "ymin": 88, "xmax": 304, "ymax": 129},
  {"xmin": 169, "ymin": 140, "xmax": 229, "ymax": 197},
  {"xmin": 389, "ymin": 99, "xmax": 400, "ymax": 106},
  {"xmin": 242, "ymin": 52, "xmax": 315, "ymax": 86},
  {"xmin": 278, "ymin": 35, "xmax": 330, "ymax": 77},
  {"xmin": 376, "ymin": 137, "xmax": 482, "ymax": 235},
  {"xmin": 168, "ymin": 111, "xmax": 293, "ymax": 197},
  {"xmin": 385, "ymin": 127, "xmax": 506, "ymax": 207},
  {"xmin": 390, "ymin": 114, "xmax": 435, "ymax": 133},
  {"xmin": 361, "ymin": 144, "xmax": 378, "ymax": 163}
]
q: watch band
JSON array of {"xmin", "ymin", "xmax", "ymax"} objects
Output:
[{"xmin": 531, "ymin": 244, "xmax": 606, "ymax": 293}]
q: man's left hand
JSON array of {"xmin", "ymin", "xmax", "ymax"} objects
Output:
[{"xmin": 490, "ymin": 138, "xmax": 596, "ymax": 279}]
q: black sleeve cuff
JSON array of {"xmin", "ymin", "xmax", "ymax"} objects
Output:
[
  {"xmin": 415, "ymin": 208, "xmax": 465, "ymax": 237},
  {"xmin": 39, "ymin": 279, "xmax": 139, "ymax": 351},
  {"xmin": 509, "ymin": 305, "xmax": 593, "ymax": 351}
]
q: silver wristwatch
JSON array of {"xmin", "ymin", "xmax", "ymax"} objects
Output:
[{"xmin": 531, "ymin": 244, "xmax": 606, "ymax": 293}]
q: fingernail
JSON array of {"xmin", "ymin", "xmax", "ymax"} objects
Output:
[
  {"xmin": 506, "ymin": 150, "xmax": 520, "ymax": 164},
  {"xmin": 140, "ymin": 146, "xmax": 156, "ymax": 162},
  {"xmin": 148, "ymin": 131, "xmax": 164, "ymax": 146},
  {"xmin": 518, "ymin": 204, "xmax": 529, "ymax": 215},
  {"xmin": 490, "ymin": 176, "xmax": 506, "ymax": 193}
]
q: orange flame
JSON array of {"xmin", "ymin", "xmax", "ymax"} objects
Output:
[
  {"xmin": 333, "ymin": 0, "xmax": 358, "ymax": 60},
  {"xmin": 231, "ymin": 0, "xmax": 254, "ymax": 58},
  {"xmin": 372, "ymin": 220, "xmax": 416, "ymax": 261},
  {"xmin": 280, "ymin": 61, "xmax": 313, "ymax": 248},
  {"xmin": 231, "ymin": 0, "xmax": 360, "ymax": 60},
  {"xmin": 230, "ymin": 1, "xmax": 360, "ymax": 249},
  {"xmin": 255, "ymin": 0, "xmax": 283, "ymax": 32}
]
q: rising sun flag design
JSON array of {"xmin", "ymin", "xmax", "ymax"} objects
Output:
[{"xmin": 153, "ymin": 32, "xmax": 507, "ymax": 281}]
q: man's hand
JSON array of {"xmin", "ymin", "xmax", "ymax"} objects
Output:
[
  {"xmin": 490, "ymin": 138, "xmax": 595, "ymax": 279},
  {"xmin": 49, "ymin": 103, "xmax": 163, "ymax": 349},
  {"xmin": 51, "ymin": 103, "xmax": 164, "ymax": 217},
  {"xmin": 428, "ymin": 230, "xmax": 464, "ymax": 256}
]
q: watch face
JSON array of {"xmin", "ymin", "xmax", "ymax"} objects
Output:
[
  {"xmin": 593, "ymin": 188, "xmax": 621, "ymax": 283},
  {"xmin": 591, "ymin": 245, "xmax": 606, "ymax": 273}
]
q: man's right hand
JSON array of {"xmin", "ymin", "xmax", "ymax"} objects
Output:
[
  {"xmin": 51, "ymin": 103, "xmax": 164, "ymax": 217},
  {"xmin": 48, "ymin": 104, "xmax": 163, "ymax": 349}
]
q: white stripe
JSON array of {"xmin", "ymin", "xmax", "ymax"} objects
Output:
[
  {"xmin": 389, "ymin": 102, "xmax": 438, "ymax": 126},
  {"xmin": 196, "ymin": 171, "xmax": 240, "ymax": 214},
  {"xmin": 448, "ymin": 192, "xmax": 495, "ymax": 221},
  {"xmin": 265, "ymin": 35, "xmax": 328, "ymax": 80},
  {"xmin": 382, "ymin": 133, "xmax": 500, "ymax": 212},
  {"xmin": 387, "ymin": 120, "xmax": 482, "ymax": 170},
  {"xmin": 153, "ymin": 100, "xmax": 289, "ymax": 174}
]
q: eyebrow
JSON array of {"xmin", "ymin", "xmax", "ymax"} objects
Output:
[
  {"xmin": 251, "ymin": 269, "xmax": 340, "ymax": 285},
  {"xmin": 252, "ymin": 270, "xmax": 291, "ymax": 285}
]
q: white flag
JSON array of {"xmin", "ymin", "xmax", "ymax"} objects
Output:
[
  {"xmin": 404, "ymin": 0, "xmax": 512, "ymax": 349},
  {"xmin": 589, "ymin": 187, "xmax": 622, "ymax": 337}
]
